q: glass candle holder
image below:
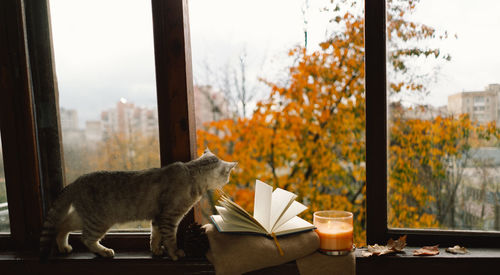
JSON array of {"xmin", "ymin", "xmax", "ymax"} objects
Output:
[{"xmin": 313, "ymin": 210, "xmax": 354, "ymax": 255}]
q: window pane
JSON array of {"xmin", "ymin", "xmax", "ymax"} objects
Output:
[
  {"xmin": 387, "ymin": 0, "xmax": 500, "ymax": 231},
  {"xmin": 50, "ymin": 0, "xmax": 159, "ymax": 230},
  {"xmin": 191, "ymin": 0, "xmax": 366, "ymax": 245},
  {"xmin": 0, "ymin": 133, "xmax": 9, "ymax": 232}
]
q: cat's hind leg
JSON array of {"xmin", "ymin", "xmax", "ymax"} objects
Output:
[
  {"xmin": 81, "ymin": 225, "xmax": 114, "ymax": 258},
  {"xmin": 56, "ymin": 210, "xmax": 82, "ymax": 254}
]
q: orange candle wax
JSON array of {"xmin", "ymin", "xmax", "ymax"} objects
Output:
[{"xmin": 315, "ymin": 221, "xmax": 353, "ymax": 251}]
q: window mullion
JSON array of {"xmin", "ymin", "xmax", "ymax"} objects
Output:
[
  {"xmin": 151, "ymin": 0, "xmax": 197, "ymax": 246},
  {"xmin": 24, "ymin": 0, "xmax": 65, "ymax": 214},
  {"xmin": 0, "ymin": 0, "xmax": 44, "ymax": 251},
  {"xmin": 365, "ymin": 0, "xmax": 388, "ymax": 245}
]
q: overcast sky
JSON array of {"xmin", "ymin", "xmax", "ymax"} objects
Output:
[
  {"xmin": 403, "ymin": 0, "xmax": 500, "ymax": 106},
  {"xmin": 49, "ymin": 0, "xmax": 500, "ymax": 126}
]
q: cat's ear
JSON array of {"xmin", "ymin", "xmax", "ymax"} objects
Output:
[
  {"xmin": 229, "ymin": 162, "xmax": 238, "ymax": 169},
  {"xmin": 204, "ymin": 147, "xmax": 211, "ymax": 154}
]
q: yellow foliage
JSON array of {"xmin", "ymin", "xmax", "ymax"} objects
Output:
[
  {"xmin": 196, "ymin": 1, "xmax": 461, "ymax": 246},
  {"xmin": 389, "ymin": 113, "xmax": 499, "ymax": 228}
]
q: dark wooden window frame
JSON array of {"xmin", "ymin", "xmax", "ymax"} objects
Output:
[
  {"xmin": 2, "ymin": 0, "xmax": 500, "ymax": 274},
  {"xmin": 0, "ymin": 0, "xmax": 196, "ymax": 252},
  {"xmin": 0, "ymin": 0, "xmax": 45, "ymax": 251},
  {"xmin": 365, "ymin": 0, "xmax": 500, "ymax": 248}
]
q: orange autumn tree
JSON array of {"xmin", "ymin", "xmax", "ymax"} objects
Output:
[
  {"xmin": 197, "ymin": 0, "xmax": 448, "ymax": 246},
  {"xmin": 389, "ymin": 104, "xmax": 499, "ymax": 229}
]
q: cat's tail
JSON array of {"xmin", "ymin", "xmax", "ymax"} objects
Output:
[{"xmin": 39, "ymin": 185, "xmax": 74, "ymax": 260}]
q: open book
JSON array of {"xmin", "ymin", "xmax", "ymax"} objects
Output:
[{"xmin": 210, "ymin": 180, "xmax": 314, "ymax": 237}]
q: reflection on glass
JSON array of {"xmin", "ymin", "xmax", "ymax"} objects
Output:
[
  {"xmin": 191, "ymin": 0, "xmax": 367, "ymax": 246},
  {"xmin": 0, "ymin": 133, "xmax": 10, "ymax": 232},
  {"xmin": 50, "ymin": 0, "xmax": 159, "ymax": 230},
  {"xmin": 387, "ymin": 0, "xmax": 500, "ymax": 231}
]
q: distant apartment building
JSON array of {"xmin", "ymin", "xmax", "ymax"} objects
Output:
[
  {"xmin": 58, "ymin": 85, "xmax": 229, "ymax": 145},
  {"xmin": 97, "ymin": 87, "xmax": 230, "ymax": 139},
  {"xmin": 448, "ymin": 84, "xmax": 500, "ymax": 124},
  {"xmin": 60, "ymin": 107, "xmax": 79, "ymax": 130},
  {"xmin": 100, "ymin": 98, "xmax": 158, "ymax": 139},
  {"xmin": 85, "ymin": 121, "xmax": 103, "ymax": 143},
  {"xmin": 60, "ymin": 107, "xmax": 84, "ymax": 147}
]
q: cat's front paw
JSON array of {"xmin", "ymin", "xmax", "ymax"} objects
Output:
[
  {"xmin": 97, "ymin": 248, "xmax": 115, "ymax": 258},
  {"xmin": 168, "ymin": 248, "xmax": 185, "ymax": 261},
  {"xmin": 151, "ymin": 245, "xmax": 164, "ymax": 257}
]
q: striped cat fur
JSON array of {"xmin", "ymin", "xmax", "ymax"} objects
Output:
[{"xmin": 39, "ymin": 149, "xmax": 236, "ymax": 260}]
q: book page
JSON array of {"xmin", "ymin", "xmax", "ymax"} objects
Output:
[
  {"xmin": 253, "ymin": 179, "xmax": 273, "ymax": 232},
  {"xmin": 269, "ymin": 188, "xmax": 297, "ymax": 230},
  {"xmin": 271, "ymin": 200, "xmax": 308, "ymax": 232},
  {"xmin": 215, "ymin": 206, "xmax": 263, "ymax": 232},
  {"xmin": 274, "ymin": 216, "xmax": 315, "ymax": 236},
  {"xmin": 211, "ymin": 215, "xmax": 265, "ymax": 234},
  {"xmin": 219, "ymin": 196, "xmax": 266, "ymax": 230}
]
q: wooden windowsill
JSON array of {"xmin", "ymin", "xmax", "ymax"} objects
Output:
[
  {"xmin": 0, "ymin": 251, "xmax": 216, "ymax": 275},
  {"xmin": 0, "ymin": 251, "xmax": 299, "ymax": 275},
  {"xmin": 356, "ymin": 247, "xmax": 500, "ymax": 275},
  {"xmin": 1, "ymin": 248, "xmax": 500, "ymax": 275},
  {"xmin": 357, "ymin": 246, "xmax": 500, "ymax": 258}
]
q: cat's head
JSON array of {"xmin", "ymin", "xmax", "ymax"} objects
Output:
[{"xmin": 194, "ymin": 148, "xmax": 237, "ymax": 190}]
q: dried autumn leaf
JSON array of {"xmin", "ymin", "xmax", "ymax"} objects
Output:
[
  {"xmin": 361, "ymin": 250, "xmax": 373, "ymax": 257},
  {"xmin": 364, "ymin": 235, "xmax": 407, "ymax": 256},
  {"xmin": 367, "ymin": 244, "xmax": 394, "ymax": 256},
  {"xmin": 413, "ymin": 245, "xmax": 439, "ymax": 256},
  {"xmin": 445, "ymin": 245, "xmax": 468, "ymax": 254},
  {"xmin": 387, "ymin": 235, "xmax": 407, "ymax": 252}
]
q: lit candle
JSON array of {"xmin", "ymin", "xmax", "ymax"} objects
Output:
[{"xmin": 314, "ymin": 210, "xmax": 353, "ymax": 253}]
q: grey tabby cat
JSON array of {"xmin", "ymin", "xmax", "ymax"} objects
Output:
[{"xmin": 40, "ymin": 148, "xmax": 236, "ymax": 260}]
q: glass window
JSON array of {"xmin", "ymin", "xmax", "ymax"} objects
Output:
[
  {"xmin": 0, "ymin": 132, "xmax": 9, "ymax": 232},
  {"xmin": 50, "ymin": 0, "xmax": 159, "ymax": 230},
  {"xmin": 387, "ymin": 0, "xmax": 500, "ymax": 231},
  {"xmin": 191, "ymin": 0, "xmax": 366, "ymax": 245}
]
